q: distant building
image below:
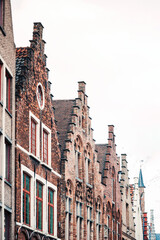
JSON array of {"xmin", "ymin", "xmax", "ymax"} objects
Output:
[
  {"xmin": 131, "ymin": 177, "xmax": 143, "ymax": 240},
  {"xmin": 15, "ymin": 23, "xmax": 61, "ymax": 239},
  {"xmin": 149, "ymin": 209, "xmax": 156, "ymax": 240},
  {"xmin": 138, "ymin": 168, "xmax": 149, "ymax": 240},
  {"xmin": 0, "ymin": 0, "xmax": 16, "ymax": 239},
  {"xmin": 120, "ymin": 154, "xmax": 136, "ymax": 240},
  {"xmin": 53, "ymin": 82, "xmax": 122, "ymax": 239}
]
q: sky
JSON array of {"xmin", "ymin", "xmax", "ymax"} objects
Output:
[{"xmin": 11, "ymin": 0, "xmax": 160, "ymax": 233}]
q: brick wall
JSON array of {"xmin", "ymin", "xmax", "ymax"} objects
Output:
[{"xmin": 15, "ymin": 23, "xmax": 61, "ymax": 239}]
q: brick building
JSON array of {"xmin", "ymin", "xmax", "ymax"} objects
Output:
[
  {"xmin": 120, "ymin": 154, "xmax": 136, "ymax": 240},
  {"xmin": 0, "ymin": 0, "xmax": 16, "ymax": 239},
  {"xmin": 53, "ymin": 82, "xmax": 122, "ymax": 240},
  {"xmin": 15, "ymin": 23, "xmax": 61, "ymax": 239}
]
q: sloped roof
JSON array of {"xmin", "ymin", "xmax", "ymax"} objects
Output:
[
  {"xmin": 138, "ymin": 168, "xmax": 145, "ymax": 188},
  {"xmin": 53, "ymin": 99, "xmax": 75, "ymax": 155},
  {"xmin": 95, "ymin": 144, "xmax": 107, "ymax": 173}
]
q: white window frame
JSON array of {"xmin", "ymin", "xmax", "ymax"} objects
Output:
[
  {"xmin": 21, "ymin": 165, "xmax": 58, "ymax": 237},
  {"xmin": 85, "ymin": 157, "xmax": 90, "ymax": 184},
  {"xmin": 75, "ymin": 150, "xmax": 80, "ymax": 178},
  {"xmin": 76, "ymin": 201, "xmax": 83, "ymax": 240},
  {"xmin": 41, "ymin": 122, "xmax": 51, "ymax": 167},
  {"xmin": 65, "ymin": 197, "xmax": 72, "ymax": 240},
  {"xmin": 96, "ymin": 209, "xmax": 101, "ymax": 240},
  {"xmin": 87, "ymin": 205, "xmax": 92, "ymax": 240},
  {"xmin": 29, "ymin": 111, "xmax": 40, "ymax": 159}
]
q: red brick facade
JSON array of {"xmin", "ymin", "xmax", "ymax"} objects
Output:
[
  {"xmin": 53, "ymin": 82, "xmax": 122, "ymax": 240},
  {"xmin": 15, "ymin": 23, "xmax": 61, "ymax": 240}
]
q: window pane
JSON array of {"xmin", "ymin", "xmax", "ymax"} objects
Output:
[
  {"xmin": 38, "ymin": 201, "xmax": 42, "ymax": 230},
  {"xmin": 26, "ymin": 175, "xmax": 30, "ymax": 191},
  {"xmin": 39, "ymin": 184, "xmax": 42, "ymax": 198},
  {"xmin": 26, "ymin": 194, "xmax": 30, "ymax": 224},
  {"xmin": 5, "ymin": 143, "xmax": 10, "ymax": 182},
  {"xmin": 50, "ymin": 189, "xmax": 53, "ymax": 204},
  {"xmin": 50, "ymin": 206, "xmax": 54, "ymax": 234}
]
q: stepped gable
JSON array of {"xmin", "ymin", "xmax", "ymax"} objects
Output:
[
  {"xmin": 16, "ymin": 22, "xmax": 49, "ymax": 98},
  {"xmin": 53, "ymin": 99, "xmax": 75, "ymax": 155},
  {"xmin": 96, "ymin": 125, "xmax": 118, "ymax": 185}
]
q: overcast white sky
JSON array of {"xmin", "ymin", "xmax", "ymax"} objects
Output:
[{"xmin": 11, "ymin": 0, "xmax": 160, "ymax": 233}]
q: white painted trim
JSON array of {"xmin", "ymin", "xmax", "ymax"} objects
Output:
[
  {"xmin": 16, "ymin": 144, "xmax": 61, "ymax": 178},
  {"xmin": 41, "ymin": 122, "xmax": 51, "ymax": 167},
  {"xmin": 21, "ymin": 164, "xmax": 58, "ymax": 238},
  {"xmin": 51, "ymin": 169, "xmax": 61, "ymax": 178},
  {"xmin": 36, "ymin": 82, "xmax": 45, "ymax": 110},
  {"xmin": 29, "ymin": 111, "xmax": 40, "ymax": 159}
]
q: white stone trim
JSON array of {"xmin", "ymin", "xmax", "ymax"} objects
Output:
[
  {"xmin": 36, "ymin": 82, "xmax": 45, "ymax": 110},
  {"xmin": 21, "ymin": 164, "xmax": 58, "ymax": 238},
  {"xmin": 41, "ymin": 122, "xmax": 51, "ymax": 167},
  {"xmin": 29, "ymin": 111, "xmax": 40, "ymax": 159},
  {"xmin": 16, "ymin": 144, "xmax": 61, "ymax": 178}
]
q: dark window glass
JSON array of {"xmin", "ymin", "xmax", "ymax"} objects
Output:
[{"xmin": 23, "ymin": 173, "xmax": 30, "ymax": 225}]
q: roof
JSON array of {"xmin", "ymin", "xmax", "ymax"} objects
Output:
[
  {"xmin": 95, "ymin": 144, "xmax": 107, "ymax": 173},
  {"xmin": 53, "ymin": 99, "xmax": 75, "ymax": 155},
  {"xmin": 138, "ymin": 168, "xmax": 145, "ymax": 188}
]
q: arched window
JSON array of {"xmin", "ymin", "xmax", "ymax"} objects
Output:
[
  {"xmin": 65, "ymin": 180, "xmax": 73, "ymax": 240},
  {"xmin": 74, "ymin": 136, "xmax": 82, "ymax": 179},
  {"xmin": 96, "ymin": 196, "xmax": 102, "ymax": 240},
  {"xmin": 85, "ymin": 143, "xmax": 92, "ymax": 185}
]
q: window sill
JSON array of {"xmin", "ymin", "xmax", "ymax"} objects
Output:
[
  {"xmin": 76, "ymin": 177, "xmax": 83, "ymax": 183},
  {"xmin": 29, "ymin": 153, "xmax": 41, "ymax": 163},
  {"xmin": 41, "ymin": 162, "xmax": 52, "ymax": 171},
  {"xmin": 5, "ymin": 108, "xmax": 12, "ymax": 118},
  {"xmin": 4, "ymin": 179, "xmax": 12, "ymax": 187},
  {"xmin": 86, "ymin": 183, "xmax": 93, "ymax": 188},
  {"xmin": 0, "ymin": 26, "xmax": 6, "ymax": 36}
]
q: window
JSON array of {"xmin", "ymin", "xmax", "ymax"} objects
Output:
[
  {"xmin": 36, "ymin": 181, "xmax": 43, "ymax": 230},
  {"xmin": 65, "ymin": 197, "xmax": 72, "ymax": 239},
  {"xmin": 4, "ymin": 211, "xmax": 11, "ymax": 240},
  {"xmin": 87, "ymin": 206, "xmax": 92, "ymax": 240},
  {"xmin": 75, "ymin": 151, "xmax": 80, "ymax": 178},
  {"xmin": 117, "ymin": 222, "xmax": 119, "ymax": 240},
  {"xmin": 76, "ymin": 201, "xmax": 83, "ymax": 240},
  {"xmin": 5, "ymin": 141, "xmax": 11, "ymax": 182},
  {"xmin": 0, "ymin": 63, "xmax": 2, "ymax": 101},
  {"xmin": 31, "ymin": 118, "xmax": 36, "ymax": 156},
  {"xmin": 48, "ymin": 188, "xmax": 54, "ymax": 235},
  {"xmin": 43, "ymin": 130, "xmax": 48, "ymax": 163},
  {"xmin": 0, "ymin": 0, "xmax": 4, "ymax": 27},
  {"xmin": 104, "ymin": 215, "xmax": 110, "ymax": 239},
  {"xmin": 6, "ymin": 72, "xmax": 12, "ymax": 113},
  {"xmin": 23, "ymin": 173, "xmax": 30, "ymax": 225},
  {"xmin": 96, "ymin": 209, "xmax": 101, "ymax": 240},
  {"xmin": 85, "ymin": 158, "xmax": 90, "ymax": 184},
  {"xmin": 38, "ymin": 85, "xmax": 43, "ymax": 107}
]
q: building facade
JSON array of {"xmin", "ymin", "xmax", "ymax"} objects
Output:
[
  {"xmin": 0, "ymin": 0, "xmax": 15, "ymax": 239},
  {"xmin": 130, "ymin": 177, "xmax": 143, "ymax": 240},
  {"xmin": 53, "ymin": 82, "xmax": 122, "ymax": 240},
  {"xmin": 120, "ymin": 154, "xmax": 135, "ymax": 240},
  {"xmin": 15, "ymin": 23, "xmax": 61, "ymax": 240}
]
